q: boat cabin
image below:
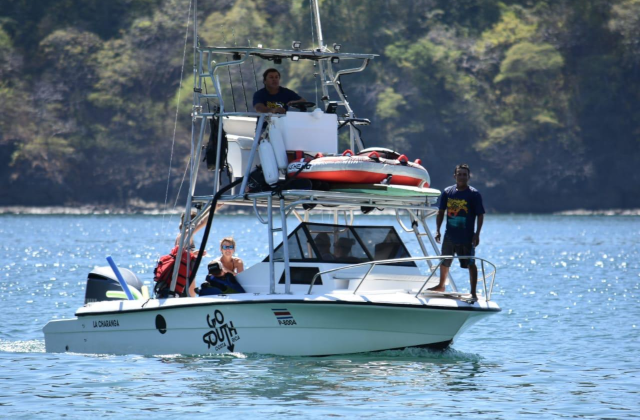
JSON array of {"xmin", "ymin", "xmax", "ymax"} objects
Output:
[{"xmin": 236, "ymin": 222, "xmax": 433, "ymax": 295}]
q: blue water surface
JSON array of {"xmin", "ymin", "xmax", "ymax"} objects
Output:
[{"xmin": 0, "ymin": 214, "xmax": 638, "ymax": 419}]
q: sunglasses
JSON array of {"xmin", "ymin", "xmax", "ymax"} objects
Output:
[{"xmin": 221, "ymin": 245, "xmax": 235, "ymax": 250}]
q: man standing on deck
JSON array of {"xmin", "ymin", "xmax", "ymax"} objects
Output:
[
  {"xmin": 253, "ymin": 68, "xmax": 306, "ymax": 114},
  {"xmin": 429, "ymin": 164, "xmax": 485, "ymax": 300}
]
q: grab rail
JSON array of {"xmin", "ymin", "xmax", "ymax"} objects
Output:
[
  {"xmin": 395, "ymin": 209, "xmax": 416, "ymax": 232},
  {"xmin": 307, "ymin": 255, "xmax": 498, "ymax": 301}
]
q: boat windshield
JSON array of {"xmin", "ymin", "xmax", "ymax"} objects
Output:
[{"xmin": 265, "ymin": 223, "xmax": 415, "ymax": 267}]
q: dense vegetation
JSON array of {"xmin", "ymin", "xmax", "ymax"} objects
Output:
[{"xmin": 1, "ymin": 0, "xmax": 638, "ymax": 212}]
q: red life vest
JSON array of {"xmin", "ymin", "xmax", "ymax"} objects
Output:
[{"xmin": 153, "ymin": 246, "xmax": 197, "ymax": 295}]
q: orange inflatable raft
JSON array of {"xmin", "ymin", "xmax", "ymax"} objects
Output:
[{"xmin": 286, "ymin": 149, "xmax": 430, "ymax": 187}]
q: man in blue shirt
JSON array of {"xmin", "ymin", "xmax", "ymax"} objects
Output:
[
  {"xmin": 429, "ymin": 164, "xmax": 485, "ymax": 300},
  {"xmin": 253, "ymin": 68, "xmax": 306, "ymax": 114}
]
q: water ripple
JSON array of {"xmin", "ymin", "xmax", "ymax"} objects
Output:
[{"xmin": 0, "ymin": 214, "xmax": 639, "ymax": 419}]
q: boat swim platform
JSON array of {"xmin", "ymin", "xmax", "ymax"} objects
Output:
[{"xmin": 192, "ymin": 189, "xmax": 440, "ymax": 213}]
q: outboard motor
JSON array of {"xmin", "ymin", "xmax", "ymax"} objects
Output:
[{"xmin": 84, "ymin": 266, "xmax": 144, "ymax": 304}]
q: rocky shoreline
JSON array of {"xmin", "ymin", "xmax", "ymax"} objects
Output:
[
  {"xmin": 554, "ymin": 209, "xmax": 640, "ymax": 216},
  {"xmin": 0, "ymin": 205, "xmax": 180, "ymax": 215}
]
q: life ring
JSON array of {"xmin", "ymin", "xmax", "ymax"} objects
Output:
[{"xmin": 286, "ymin": 149, "xmax": 430, "ymax": 187}]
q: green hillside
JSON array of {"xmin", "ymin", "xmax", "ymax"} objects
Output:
[{"xmin": 1, "ymin": 0, "xmax": 638, "ymax": 212}]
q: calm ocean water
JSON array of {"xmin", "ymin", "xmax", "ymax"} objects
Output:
[{"xmin": 0, "ymin": 213, "xmax": 638, "ymax": 419}]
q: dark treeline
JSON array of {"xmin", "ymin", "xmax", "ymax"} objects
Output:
[{"xmin": 1, "ymin": 0, "xmax": 638, "ymax": 212}]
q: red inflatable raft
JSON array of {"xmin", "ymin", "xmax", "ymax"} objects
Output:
[{"xmin": 287, "ymin": 149, "xmax": 430, "ymax": 187}]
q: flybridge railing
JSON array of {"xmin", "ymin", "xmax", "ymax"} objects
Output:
[
  {"xmin": 307, "ymin": 256, "xmax": 498, "ymax": 302},
  {"xmin": 194, "ymin": 47, "xmax": 373, "ymax": 110},
  {"xmin": 194, "ymin": 44, "xmax": 374, "ymax": 151}
]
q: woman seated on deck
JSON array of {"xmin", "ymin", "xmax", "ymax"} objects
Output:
[{"xmin": 211, "ymin": 237, "xmax": 244, "ymax": 275}]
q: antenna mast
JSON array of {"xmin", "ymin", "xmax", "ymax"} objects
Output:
[
  {"xmin": 170, "ymin": 0, "xmax": 199, "ymax": 294},
  {"xmin": 311, "ymin": 0, "xmax": 325, "ymax": 51},
  {"xmin": 311, "ymin": 0, "xmax": 330, "ymax": 106}
]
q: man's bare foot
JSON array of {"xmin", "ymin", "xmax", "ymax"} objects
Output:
[{"xmin": 427, "ymin": 285, "xmax": 445, "ymax": 292}]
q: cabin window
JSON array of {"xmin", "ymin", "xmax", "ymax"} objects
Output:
[
  {"xmin": 306, "ymin": 224, "xmax": 368, "ymax": 263},
  {"xmin": 265, "ymin": 222, "xmax": 415, "ymax": 267},
  {"xmin": 272, "ymin": 229, "xmax": 307, "ymax": 261},
  {"xmin": 352, "ymin": 227, "xmax": 411, "ymax": 261}
]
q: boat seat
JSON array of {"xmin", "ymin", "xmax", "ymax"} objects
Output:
[
  {"xmin": 222, "ymin": 113, "xmax": 338, "ymax": 155},
  {"xmin": 223, "ymin": 116, "xmax": 260, "ymax": 181},
  {"xmin": 274, "ymin": 110, "xmax": 338, "ymax": 155},
  {"xmin": 224, "ymin": 112, "xmax": 339, "ymax": 182},
  {"xmin": 222, "ymin": 116, "xmax": 257, "ymax": 137},
  {"xmin": 227, "ymin": 134, "xmax": 261, "ymax": 181}
]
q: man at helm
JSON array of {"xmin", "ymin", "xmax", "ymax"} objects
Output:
[{"xmin": 253, "ymin": 68, "xmax": 307, "ymax": 114}]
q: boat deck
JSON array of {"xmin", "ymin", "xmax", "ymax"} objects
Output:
[{"xmin": 74, "ymin": 289, "xmax": 501, "ymax": 317}]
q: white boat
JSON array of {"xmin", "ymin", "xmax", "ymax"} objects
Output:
[{"xmin": 43, "ymin": 0, "xmax": 500, "ymax": 356}]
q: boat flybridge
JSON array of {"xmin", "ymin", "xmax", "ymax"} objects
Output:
[{"xmin": 43, "ymin": 0, "xmax": 500, "ymax": 356}]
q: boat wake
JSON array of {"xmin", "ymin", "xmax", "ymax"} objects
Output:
[
  {"xmin": 154, "ymin": 347, "xmax": 483, "ymax": 363},
  {"xmin": 369, "ymin": 346, "xmax": 484, "ymax": 362},
  {"xmin": 0, "ymin": 339, "xmax": 481, "ymax": 365},
  {"xmin": 156, "ymin": 352, "xmax": 249, "ymax": 362}
]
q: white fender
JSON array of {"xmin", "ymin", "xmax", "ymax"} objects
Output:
[
  {"xmin": 269, "ymin": 120, "xmax": 289, "ymax": 170},
  {"xmin": 259, "ymin": 140, "xmax": 280, "ymax": 185}
]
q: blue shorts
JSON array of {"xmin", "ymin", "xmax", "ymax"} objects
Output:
[{"xmin": 441, "ymin": 238, "xmax": 475, "ymax": 268}]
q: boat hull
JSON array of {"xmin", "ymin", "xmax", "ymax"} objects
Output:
[{"xmin": 43, "ymin": 296, "xmax": 499, "ymax": 356}]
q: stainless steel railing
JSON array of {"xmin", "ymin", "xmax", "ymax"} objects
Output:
[{"xmin": 307, "ymin": 255, "xmax": 498, "ymax": 301}]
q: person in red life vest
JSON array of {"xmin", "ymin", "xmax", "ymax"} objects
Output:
[
  {"xmin": 175, "ymin": 209, "xmax": 208, "ymax": 297},
  {"xmin": 253, "ymin": 68, "xmax": 307, "ymax": 114}
]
